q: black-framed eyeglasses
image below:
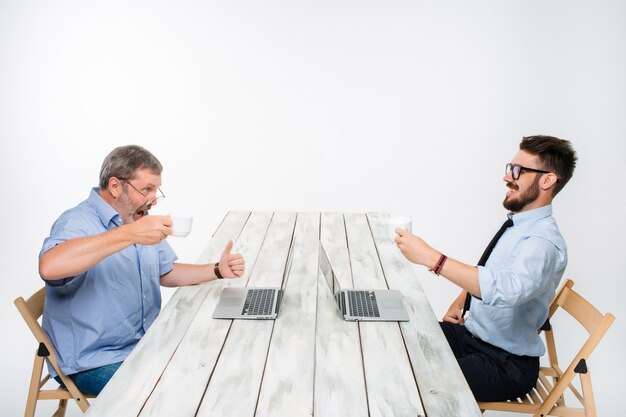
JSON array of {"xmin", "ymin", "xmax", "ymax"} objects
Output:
[
  {"xmin": 505, "ymin": 163, "xmax": 552, "ymax": 181},
  {"xmin": 117, "ymin": 178, "xmax": 165, "ymax": 204}
]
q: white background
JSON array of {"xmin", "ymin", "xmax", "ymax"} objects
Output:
[{"xmin": 1, "ymin": 1, "xmax": 624, "ymax": 416}]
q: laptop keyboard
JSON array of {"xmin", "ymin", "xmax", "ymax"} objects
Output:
[
  {"xmin": 347, "ymin": 291, "xmax": 380, "ymax": 318},
  {"xmin": 242, "ymin": 289, "xmax": 276, "ymax": 316}
]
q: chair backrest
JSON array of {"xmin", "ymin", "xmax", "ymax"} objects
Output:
[
  {"xmin": 478, "ymin": 279, "xmax": 615, "ymax": 417},
  {"xmin": 15, "ymin": 287, "xmax": 92, "ymax": 415},
  {"xmin": 16, "ymin": 288, "xmax": 46, "ymax": 341},
  {"xmin": 15, "ymin": 288, "xmax": 64, "ymax": 377},
  {"xmin": 539, "ymin": 279, "xmax": 615, "ymax": 413}
]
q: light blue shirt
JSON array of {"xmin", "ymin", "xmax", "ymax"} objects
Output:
[
  {"xmin": 465, "ymin": 204, "xmax": 567, "ymax": 357},
  {"xmin": 40, "ymin": 188, "xmax": 177, "ymax": 376}
]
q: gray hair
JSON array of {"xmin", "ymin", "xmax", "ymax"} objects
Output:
[{"xmin": 99, "ymin": 145, "xmax": 163, "ymax": 189}]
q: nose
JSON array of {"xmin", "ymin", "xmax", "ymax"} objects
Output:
[{"xmin": 503, "ymin": 167, "xmax": 515, "ymax": 183}]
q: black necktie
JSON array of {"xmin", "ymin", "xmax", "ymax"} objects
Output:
[{"xmin": 462, "ymin": 217, "xmax": 514, "ymax": 317}]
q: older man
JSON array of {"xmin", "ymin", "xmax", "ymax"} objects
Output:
[{"xmin": 39, "ymin": 145, "xmax": 244, "ymax": 395}]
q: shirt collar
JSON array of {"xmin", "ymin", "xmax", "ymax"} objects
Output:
[
  {"xmin": 87, "ymin": 187, "xmax": 123, "ymax": 229},
  {"xmin": 509, "ymin": 204, "xmax": 553, "ymax": 226}
]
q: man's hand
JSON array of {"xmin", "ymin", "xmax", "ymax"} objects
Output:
[
  {"xmin": 218, "ymin": 240, "xmax": 245, "ymax": 278},
  {"xmin": 126, "ymin": 215, "xmax": 172, "ymax": 245},
  {"xmin": 394, "ymin": 228, "xmax": 439, "ymax": 267},
  {"xmin": 442, "ymin": 304, "xmax": 465, "ymax": 325}
]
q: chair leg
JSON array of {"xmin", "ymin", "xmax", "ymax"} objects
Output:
[
  {"xmin": 580, "ymin": 372, "xmax": 597, "ymax": 417},
  {"xmin": 24, "ymin": 353, "xmax": 45, "ymax": 417},
  {"xmin": 52, "ymin": 399, "xmax": 68, "ymax": 417},
  {"xmin": 62, "ymin": 378, "xmax": 91, "ymax": 412}
]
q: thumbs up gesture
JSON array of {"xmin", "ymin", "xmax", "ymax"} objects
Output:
[{"xmin": 217, "ymin": 240, "xmax": 245, "ymax": 278}]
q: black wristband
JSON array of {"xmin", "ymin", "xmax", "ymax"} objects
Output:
[{"xmin": 214, "ymin": 262, "xmax": 223, "ymax": 279}]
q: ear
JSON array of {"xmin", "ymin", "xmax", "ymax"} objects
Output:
[
  {"xmin": 540, "ymin": 173, "xmax": 558, "ymax": 191},
  {"xmin": 107, "ymin": 177, "xmax": 124, "ymax": 199}
]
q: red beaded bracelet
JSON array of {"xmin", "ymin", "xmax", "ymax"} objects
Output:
[{"xmin": 430, "ymin": 254, "xmax": 448, "ymax": 275}]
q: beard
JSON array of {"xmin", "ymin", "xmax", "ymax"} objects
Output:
[
  {"xmin": 119, "ymin": 193, "xmax": 152, "ymax": 224},
  {"xmin": 503, "ymin": 175, "xmax": 541, "ymax": 212}
]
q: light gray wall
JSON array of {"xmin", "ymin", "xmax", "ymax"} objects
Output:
[{"xmin": 1, "ymin": 1, "xmax": 624, "ymax": 416}]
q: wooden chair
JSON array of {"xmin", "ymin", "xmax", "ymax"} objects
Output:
[
  {"xmin": 15, "ymin": 288, "xmax": 94, "ymax": 417},
  {"xmin": 478, "ymin": 279, "xmax": 615, "ymax": 417}
]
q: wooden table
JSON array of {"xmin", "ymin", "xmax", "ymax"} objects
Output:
[{"xmin": 84, "ymin": 212, "xmax": 481, "ymax": 417}]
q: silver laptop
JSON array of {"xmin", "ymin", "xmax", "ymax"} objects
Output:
[
  {"xmin": 212, "ymin": 238, "xmax": 296, "ymax": 320},
  {"xmin": 319, "ymin": 243, "xmax": 409, "ymax": 322}
]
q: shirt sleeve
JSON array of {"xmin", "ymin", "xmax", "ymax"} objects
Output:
[
  {"xmin": 39, "ymin": 214, "xmax": 91, "ymax": 257},
  {"xmin": 478, "ymin": 236, "xmax": 564, "ymax": 307},
  {"xmin": 39, "ymin": 210, "xmax": 98, "ymax": 286},
  {"xmin": 158, "ymin": 240, "xmax": 178, "ymax": 276}
]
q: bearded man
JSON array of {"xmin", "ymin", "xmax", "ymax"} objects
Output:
[{"xmin": 395, "ymin": 136, "xmax": 577, "ymax": 401}]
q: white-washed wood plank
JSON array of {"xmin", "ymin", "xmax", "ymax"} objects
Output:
[
  {"xmin": 85, "ymin": 211, "xmax": 251, "ymax": 417},
  {"xmin": 315, "ymin": 213, "xmax": 369, "ymax": 417},
  {"xmin": 196, "ymin": 210, "xmax": 251, "ymax": 263},
  {"xmin": 319, "ymin": 213, "xmax": 354, "ymax": 289},
  {"xmin": 344, "ymin": 213, "xmax": 424, "ymax": 417},
  {"xmin": 247, "ymin": 212, "xmax": 298, "ymax": 287},
  {"xmin": 195, "ymin": 212, "xmax": 297, "ymax": 417},
  {"xmin": 367, "ymin": 212, "xmax": 482, "ymax": 417},
  {"xmin": 255, "ymin": 212, "xmax": 319, "ymax": 417},
  {"xmin": 138, "ymin": 212, "xmax": 273, "ymax": 417}
]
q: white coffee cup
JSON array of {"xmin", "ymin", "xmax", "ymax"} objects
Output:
[
  {"xmin": 387, "ymin": 216, "xmax": 412, "ymax": 240},
  {"xmin": 170, "ymin": 213, "xmax": 193, "ymax": 237}
]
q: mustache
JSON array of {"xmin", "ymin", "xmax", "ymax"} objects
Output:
[
  {"xmin": 134, "ymin": 202, "xmax": 153, "ymax": 216},
  {"xmin": 506, "ymin": 182, "xmax": 519, "ymax": 191}
]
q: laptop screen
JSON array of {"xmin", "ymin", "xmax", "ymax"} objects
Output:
[
  {"xmin": 318, "ymin": 243, "xmax": 342, "ymax": 295},
  {"xmin": 280, "ymin": 235, "xmax": 297, "ymax": 291}
]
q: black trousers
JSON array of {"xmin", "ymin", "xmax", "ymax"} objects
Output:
[{"xmin": 439, "ymin": 322, "xmax": 539, "ymax": 402}]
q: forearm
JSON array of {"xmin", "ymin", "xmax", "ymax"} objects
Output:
[
  {"xmin": 437, "ymin": 257, "xmax": 481, "ymax": 297},
  {"xmin": 451, "ymin": 290, "xmax": 468, "ymax": 310},
  {"xmin": 160, "ymin": 263, "xmax": 217, "ymax": 287},
  {"xmin": 39, "ymin": 226, "xmax": 134, "ymax": 280},
  {"xmin": 396, "ymin": 230, "xmax": 482, "ymax": 297},
  {"xmin": 417, "ymin": 248, "xmax": 481, "ymax": 297}
]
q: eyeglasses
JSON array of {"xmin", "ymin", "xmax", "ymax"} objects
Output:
[
  {"xmin": 505, "ymin": 163, "xmax": 552, "ymax": 181},
  {"xmin": 117, "ymin": 178, "xmax": 165, "ymax": 204}
]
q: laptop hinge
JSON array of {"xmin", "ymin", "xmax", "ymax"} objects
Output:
[
  {"xmin": 339, "ymin": 292, "xmax": 347, "ymax": 315},
  {"xmin": 275, "ymin": 289, "xmax": 283, "ymax": 314}
]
